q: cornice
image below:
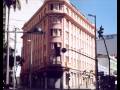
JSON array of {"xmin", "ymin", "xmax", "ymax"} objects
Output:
[{"xmin": 23, "ymin": 0, "xmax": 94, "ymax": 29}]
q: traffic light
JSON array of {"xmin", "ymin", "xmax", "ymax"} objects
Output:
[
  {"xmin": 61, "ymin": 48, "xmax": 67, "ymax": 53},
  {"xmin": 98, "ymin": 25, "xmax": 104, "ymax": 38},
  {"xmin": 55, "ymin": 46, "xmax": 61, "ymax": 56}
]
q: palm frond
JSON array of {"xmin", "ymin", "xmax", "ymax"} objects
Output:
[
  {"xmin": 13, "ymin": 0, "xmax": 16, "ymax": 10},
  {"xmin": 3, "ymin": 0, "xmax": 13, "ymax": 8},
  {"xmin": 16, "ymin": 0, "xmax": 21, "ymax": 10},
  {"xmin": 3, "ymin": 0, "xmax": 21, "ymax": 11},
  {"xmin": 12, "ymin": 0, "xmax": 21, "ymax": 11}
]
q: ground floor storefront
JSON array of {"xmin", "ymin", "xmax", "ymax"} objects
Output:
[{"xmin": 20, "ymin": 66, "xmax": 95, "ymax": 90}]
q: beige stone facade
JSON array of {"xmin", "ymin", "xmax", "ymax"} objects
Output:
[{"xmin": 21, "ymin": 0, "xmax": 96, "ymax": 89}]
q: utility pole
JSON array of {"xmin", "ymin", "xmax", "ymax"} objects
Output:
[
  {"xmin": 88, "ymin": 14, "xmax": 99, "ymax": 90},
  {"xmin": 13, "ymin": 27, "xmax": 17, "ymax": 90},
  {"xmin": 94, "ymin": 15, "xmax": 99, "ymax": 90}
]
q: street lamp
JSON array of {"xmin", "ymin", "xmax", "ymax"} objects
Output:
[
  {"xmin": 27, "ymin": 40, "xmax": 33, "ymax": 90},
  {"xmin": 88, "ymin": 14, "xmax": 99, "ymax": 90}
]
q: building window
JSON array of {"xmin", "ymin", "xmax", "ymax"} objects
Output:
[
  {"xmin": 65, "ymin": 31, "xmax": 69, "ymax": 40},
  {"xmin": 65, "ymin": 56, "xmax": 69, "ymax": 65},
  {"xmin": 66, "ymin": 8, "xmax": 69, "ymax": 13},
  {"xmin": 41, "ymin": 12, "xmax": 43, "ymax": 17},
  {"xmin": 50, "ymin": 3, "xmax": 62, "ymax": 10},
  {"xmin": 51, "ymin": 29, "xmax": 62, "ymax": 37},
  {"xmin": 66, "ymin": 19, "xmax": 69, "ymax": 28},
  {"xmin": 65, "ymin": 44, "xmax": 69, "ymax": 49},
  {"xmin": 44, "ymin": 8, "xmax": 46, "ymax": 14},
  {"xmin": 50, "ymin": 4, "xmax": 54, "ymax": 10},
  {"xmin": 51, "ymin": 16, "xmax": 62, "ymax": 23},
  {"xmin": 51, "ymin": 42, "xmax": 61, "ymax": 49},
  {"xmin": 71, "ymin": 34, "xmax": 73, "ymax": 44},
  {"xmin": 71, "ymin": 11, "xmax": 73, "ymax": 17},
  {"xmin": 43, "ymin": 44, "xmax": 46, "ymax": 52}
]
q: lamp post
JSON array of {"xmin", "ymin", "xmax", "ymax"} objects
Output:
[
  {"xmin": 27, "ymin": 40, "xmax": 33, "ymax": 90},
  {"xmin": 88, "ymin": 14, "xmax": 99, "ymax": 90}
]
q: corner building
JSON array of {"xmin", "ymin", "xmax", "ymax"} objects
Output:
[{"xmin": 21, "ymin": 0, "xmax": 96, "ymax": 89}]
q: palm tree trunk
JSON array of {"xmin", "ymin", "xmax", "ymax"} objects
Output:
[{"xmin": 6, "ymin": 7, "xmax": 10, "ymax": 85}]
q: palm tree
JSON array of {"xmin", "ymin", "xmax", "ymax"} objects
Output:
[
  {"xmin": 3, "ymin": 0, "xmax": 32, "ymax": 87},
  {"xmin": 3, "ymin": 0, "xmax": 22, "ymax": 86}
]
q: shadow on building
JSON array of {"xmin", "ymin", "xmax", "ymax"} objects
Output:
[{"xmin": 20, "ymin": 61, "xmax": 65, "ymax": 89}]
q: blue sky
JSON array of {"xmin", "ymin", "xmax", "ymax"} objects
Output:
[{"xmin": 70, "ymin": 0, "xmax": 117, "ymax": 35}]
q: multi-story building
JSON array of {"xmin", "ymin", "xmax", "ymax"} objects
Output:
[
  {"xmin": 21, "ymin": 0, "xmax": 96, "ymax": 89},
  {"xmin": 98, "ymin": 54, "xmax": 117, "ymax": 75},
  {"xmin": 97, "ymin": 34, "xmax": 117, "ymax": 58},
  {"xmin": 97, "ymin": 34, "xmax": 117, "ymax": 77}
]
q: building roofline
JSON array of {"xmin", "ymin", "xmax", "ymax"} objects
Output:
[
  {"xmin": 22, "ymin": 0, "xmax": 94, "ymax": 30},
  {"xmin": 66, "ymin": 1, "xmax": 95, "ymax": 28},
  {"xmin": 103, "ymin": 34, "xmax": 117, "ymax": 36},
  {"xmin": 97, "ymin": 54, "xmax": 117, "ymax": 61}
]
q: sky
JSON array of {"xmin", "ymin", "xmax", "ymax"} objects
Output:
[
  {"xmin": 70, "ymin": 0, "xmax": 117, "ymax": 35},
  {"xmin": 9, "ymin": 0, "xmax": 44, "ymax": 55},
  {"xmin": 9, "ymin": 0, "xmax": 117, "ymax": 55}
]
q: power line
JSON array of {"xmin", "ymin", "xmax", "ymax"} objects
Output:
[{"xmin": 68, "ymin": 49, "xmax": 95, "ymax": 60}]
